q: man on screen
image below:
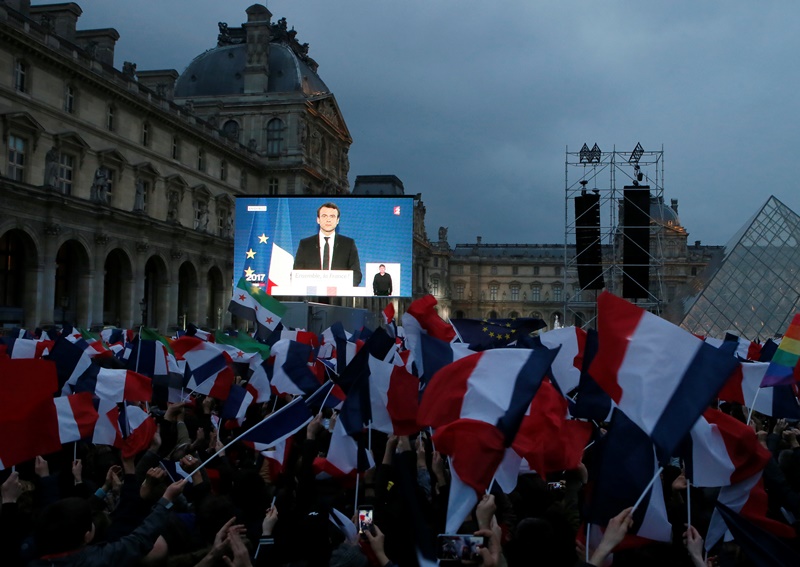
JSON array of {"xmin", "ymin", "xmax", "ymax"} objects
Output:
[
  {"xmin": 373, "ymin": 264, "xmax": 393, "ymax": 296},
  {"xmin": 293, "ymin": 202, "xmax": 362, "ymax": 286}
]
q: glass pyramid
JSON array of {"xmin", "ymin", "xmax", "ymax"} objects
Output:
[{"xmin": 666, "ymin": 195, "xmax": 800, "ymax": 340}]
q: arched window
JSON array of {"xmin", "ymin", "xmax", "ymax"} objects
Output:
[{"xmin": 266, "ymin": 118, "xmax": 283, "ymax": 156}]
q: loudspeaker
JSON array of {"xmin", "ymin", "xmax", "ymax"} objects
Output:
[
  {"xmin": 622, "ymin": 186, "xmax": 650, "ymax": 298},
  {"xmin": 574, "ymin": 192, "xmax": 604, "ymax": 290}
]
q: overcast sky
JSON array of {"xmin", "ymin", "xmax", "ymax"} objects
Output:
[{"xmin": 72, "ymin": 1, "xmax": 799, "ymax": 248}]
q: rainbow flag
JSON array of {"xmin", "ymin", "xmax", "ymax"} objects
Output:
[{"xmin": 760, "ymin": 314, "xmax": 800, "ymax": 387}]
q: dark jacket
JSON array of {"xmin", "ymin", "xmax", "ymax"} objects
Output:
[
  {"xmin": 28, "ymin": 498, "xmax": 172, "ymax": 567},
  {"xmin": 293, "ymin": 233, "xmax": 362, "ymax": 286}
]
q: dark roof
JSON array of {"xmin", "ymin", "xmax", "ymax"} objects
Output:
[
  {"xmin": 451, "ymin": 244, "xmax": 572, "ymax": 259},
  {"xmin": 352, "ymin": 175, "xmax": 405, "ymax": 196},
  {"xmin": 174, "ymin": 42, "xmax": 329, "ymax": 98}
]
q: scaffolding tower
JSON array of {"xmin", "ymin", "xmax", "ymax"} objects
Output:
[{"xmin": 564, "ymin": 144, "xmax": 665, "ymax": 328}]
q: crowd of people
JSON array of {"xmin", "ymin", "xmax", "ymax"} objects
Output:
[{"xmin": 2, "ymin": 324, "xmax": 800, "ymax": 567}]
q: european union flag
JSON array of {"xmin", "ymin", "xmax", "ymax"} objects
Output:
[{"xmin": 450, "ymin": 317, "xmax": 546, "ymax": 351}]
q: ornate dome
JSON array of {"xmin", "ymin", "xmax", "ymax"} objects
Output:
[
  {"xmin": 174, "ymin": 41, "xmax": 329, "ymax": 98},
  {"xmin": 650, "ymin": 196, "xmax": 681, "ymax": 228}
]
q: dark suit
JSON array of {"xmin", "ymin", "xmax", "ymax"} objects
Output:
[{"xmin": 293, "ymin": 233, "xmax": 362, "ymax": 286}]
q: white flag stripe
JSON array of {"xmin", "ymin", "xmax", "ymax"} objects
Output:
[
  {"xmin": 95, "ymin": 369, "xmax": 126, "ymax": 402},
  {"xmin": 538, "ymin": 327, "xmax": 582, "ymax": 393},
  {"xmin": 461, "ymin": 350, "xmax": 532, "ymax": 424},
  {"xmin": 54, "ymin": 396, "xmax": 81, "ymax": 443},
  {"xmin": 367, "ymin": 355, "xmax": 394, "ymax": 434},
  {"xmin": 616, "ymin": 313, "xmax": 702, "ymax": 434}
]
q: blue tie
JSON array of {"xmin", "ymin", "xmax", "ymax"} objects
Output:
[{"xmin": 323, "ymin": 237, "xmax": 330, "ymax": 270}]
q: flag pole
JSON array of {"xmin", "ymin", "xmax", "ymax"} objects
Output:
[
  {"xmin": 585, "ymin": 522, "xmax": 590, "ymax": 563},
  {"xmin": 632, "ymin": 466, "xmax": 663, "ymax": 513},
  {"xmin": 746, "ymin": 388, "xmax": 762, "ymax": 425},
  {"xmin": 135, "ymin": 325, "xmax": 144, "ymax": 373},
  {"xmin": 319, "ymin": 381, "xmax": 334, "ymax": 409},
  {"xmin": 354, "ymin": 470, "xmax": 360, "ymax": 514},
  {"xmin": 686, "ymin": 478, "xmax": 692, "ymax": 529}
]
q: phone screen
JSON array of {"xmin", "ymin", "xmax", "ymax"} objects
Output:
[
  {"xmin": 358, "ymin": 507, "xmax": 373, "ymax": 534},
  {"xmin": 436, "ymin": 534, "xmax": 486, "ymax": 561}
]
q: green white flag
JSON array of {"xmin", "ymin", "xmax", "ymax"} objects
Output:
[{"xmin": 228, "ymin": 278, "xmax": 286, "ymax": 340}]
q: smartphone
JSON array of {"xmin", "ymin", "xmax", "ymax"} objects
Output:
[
  {"xmin": 547, "ymin": 480, "xmax": 565, "ymax": 491},
  {"xmin": 357, "ymin": 506, "xmax": 373, "ymax": 534},
  {"xmin": 436, "ymin": 534, "xmax": 486, "ymax": 561}
]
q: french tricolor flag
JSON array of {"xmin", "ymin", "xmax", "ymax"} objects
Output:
[
  {"xmin": 681, "ymin": 408, "xmax": 770, "ymax": 488},
  {"xmin": 418, "ymin": 347, "xmax": 559, "ymax": 495},
  {"xmin": 0, "ymin": 337, "xmax": 53, "ymax": 359},
  {"xmin": 221, "ymin": 383, "xmax": 254, "ymax": 426},
  {"xmin": 589, "ymin": 292, "xmax": 739, "ymax": 457},
  {"xmin": 268, "ymin": 339, "xmax": 322, "ymax": 396},
  {"xmin": 172, "ymin": 337, "xmax": 234, "ymax": 400},
  {"xmin": 717, "ymin": 361, "xmax": 800, "ymax": 419},
  {"xmin": 72, "ymin": 367, "xmax": 153, "ymax": 403},
  {"xmin": 705, "ymin": 471, "xmax": 796, "ymax": 551}
]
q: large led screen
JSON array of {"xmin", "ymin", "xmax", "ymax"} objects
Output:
[{"xmin": 234, "ymin": 196, "xmax": 414, "ymax": 297}]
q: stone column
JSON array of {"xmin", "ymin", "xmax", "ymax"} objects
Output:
[
  {"xmin": 165, "ymin": 262, "xmax": 179, "ymax": 332},
  {"xmin": 197, "ymin": 265, "xmax": 209, "ymax": 329},
  {"xmin": 39, "ymin": 223, "xmax": 61, "ymax": 326},
  {"xmin": 89, "ymin": 234, "xmax": 109, "ymax": 328},
  {"xmin": 133, "ymin": 242, "xmax": 149, "ymax": 327}
]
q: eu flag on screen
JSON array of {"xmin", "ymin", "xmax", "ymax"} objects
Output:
[
  {"xmin": 240, "ymin": 197, "xmax": 273, "ymax": 284},
  {"xmin": 450, "ymin": 317, "xmax": 547, "ymax": 351}
]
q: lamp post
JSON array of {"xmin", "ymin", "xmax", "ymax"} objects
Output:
[{"xmin": 139, "ymin": 298, "xmax": 147, "ymax": 327}]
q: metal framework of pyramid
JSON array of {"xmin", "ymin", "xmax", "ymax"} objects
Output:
[{"xmin": 666, "ymin": 195, "xmax": 800, "ymax": 340}]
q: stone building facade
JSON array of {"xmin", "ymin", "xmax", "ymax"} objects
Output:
[
  {"xmin": 436, "ymin": 198, "xmax": 723, "ymax": 329},
  {"xmin": 0, "ymin": 1, "xmax": 353, "ymax": 331}
]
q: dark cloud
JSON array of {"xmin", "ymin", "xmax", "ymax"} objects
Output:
[{"xmin": 74, "ymin": 0, "xmax": 800, "ymax": 247}]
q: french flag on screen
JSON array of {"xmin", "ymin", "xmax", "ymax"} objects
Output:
[{"xmin": 589, "ymin": 292, "xmax": 739, "ymax": 458}]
